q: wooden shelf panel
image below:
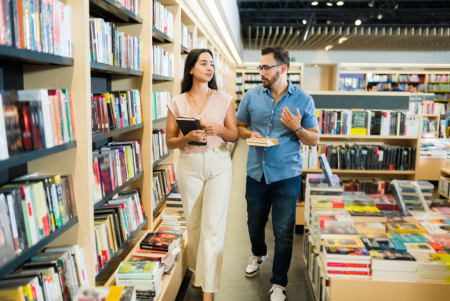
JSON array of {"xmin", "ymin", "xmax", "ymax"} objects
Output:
[
  {"xmin": 181, "ymin": 46, "xmax": 189, "ymax": 54},
  {"xmin": 153, "ymin": 151, "xmax": 173, "ymax": 168},
  {"xmin": 441, "ymin": 168, "xmax": 450, "ymax": 176},
  {"xmin": 152, "ymin": 74, "xmax": 175, "ymax": 81},
  {"xmin": 92, "ymin": 123, "xmax": 144, "ymax": 142},
  {"xmin": 0, "ymin": 45, "xmax": 74, "ymax": 66},
  {"xmin": 152, "ymin": 27, "xmax": 174, "ymax": 43},
  {"xmin": 320, "ymin": 135, "xmax": 418, "ymax": 139},
  {"xmin": 89, "ymin": 0, "xmax": 143, "ymax": 23},
  {"xmin": 0, "ymin": 141, "xmax": 76, "ymax": 170},
  {"xmin": 153, "ymin": 117, "xmax": 167, "ymax": 124},
  {"xmin": 153, "ymin": 197, "xmax": 167, "ymax": 216},
  {"xmin": 0, "ymin": 216, "xmax": 78, "ymax": 279},
  {"xmin": 302, "ymin": 169, "xmax": 415, "ymax": 174},
  {"xmin": 438, "ymin": 192, "xmax": 450, "ymax": 199},
  {"xmin": 90, "ymin": 62, "xmax": 143, "ymax": 76},
  {"xmin": 94, "ymin": 171, "xmax": 144, "ymax": 210},
  {"xmin": 95, "ymin": 217, "xmax": 148, "ymax": 282}
]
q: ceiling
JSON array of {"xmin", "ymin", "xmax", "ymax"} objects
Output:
[{"xmin": 237, "ymin": 0, "xmax": 450, "ymax": 51}]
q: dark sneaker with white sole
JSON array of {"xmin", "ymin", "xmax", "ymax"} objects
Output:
[
  {"xmin": 244, "ymin": 253, "xmax": 268, "ymax": 277},
  {"xmin": 269, "ymin": 284, "xmax": 287, "ymax": 301}
]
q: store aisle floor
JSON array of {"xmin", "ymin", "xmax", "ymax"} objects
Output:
[{"xmin": 182, "ymin": 139, "xmax": 315, "ymax": 301}]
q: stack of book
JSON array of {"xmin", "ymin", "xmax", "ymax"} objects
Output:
[
  {"xmin": 409, "ymin": 101, "xmax": 438, "ymax": 115},
  {"xmin": 91, "ymin": 90, "xmax": 142, "ymax": 134},
  {"xmin": 153, "ymin": 163, "xmax": 177, "ymax": 212},
  {"xmin": 420, "ymin": 139, "xmax": 450, "ymax": 159},
  {"xmin": 1, "ymin": 89, "xmax": 76, "ymax": 160},
  {"xmin": 0, "ymin": 244, "xmax": 89, "ymax": 301},
  {"xmin": 89, "ymin": 18, "xmax": 143, "ymax": 71},
  {"xmin": 161, "ymin": 208, "xmax": 186, "ymax": 229},
  {"xmin": 152, "ymin": 129, "xmax": 169, "ymax": 163},
  {"xmin": 92, "ymin": 141, "xmax": 143, "ymax": 204},
  {"xmin": 75, "ymin": 287, "xmax": 136, "ymax": 301},
  {"xmin": 152, "ymin": 46, "xmax": 174, "ymax": 77},
  {"xmin": 301, "ymin": 144, "xmax": 416, "ymax": 171},
  {"xmin": 371, "ymin": 250, "xmax": 418, "ymax": 281},
  {"xmin": 165, "ymin": 192, "xmax": 182, "ymax": 209},
  {"xmin": 315, "ymin": 109, "xmax": 419, "ymax": 136},
  {"xmin": 0, "ymin": 174, "xmax": 77, "ymax": 262},
  {"xmin": 152, "ymin": 91, "xmax": 171, "ymax": 121},
  {"xmin": 431, "ymin": 199, "xmax": 450, "ymax": 218},
  {"xmin": 152, "ymin": 1, "xmax": 174, "ymax": 39},
  {"xmin": 0, "ymin": 1, "xmax": 73, "ymax": 58},
  {"xmin": 116, "ymin": 261, "xmax": 163, "ymax": 300},
  {"xmin": 94, "ymin": 189, "xmax": 145, "ymax": 275},
  {"xmin": 398, "ymin": 181, "xmax": 433, "ymax": 205},
  {"xmin": 344, "ymin": 198, "xmax": 387, "ymax": 224},
  {"xmin": 181, "ymin": 23, "xmax": 193, "ymax": 51},
  {"xmin": 413, "ymin": 253, "xmax": 450, "ymax": 282}
]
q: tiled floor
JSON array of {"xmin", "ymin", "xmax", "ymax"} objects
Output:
[{"xmin": 181, "ymin": 139, "xmax": 315, "ymax": 301}]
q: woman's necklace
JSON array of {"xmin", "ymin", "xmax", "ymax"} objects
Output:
[{"xmin": 188, "ymin": 88, "xmax": 210, "ymax": 107}]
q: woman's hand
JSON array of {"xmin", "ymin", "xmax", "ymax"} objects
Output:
[
  {"xmin": 186, "ymin": 130, "xmax": 208, "ymax": 143},
  {"xmin": 203, "ymin": 122, "xmax": 224, "ymax": 136}
]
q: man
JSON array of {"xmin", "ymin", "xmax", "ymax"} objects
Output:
[
  {"xmin": 236, "ymin": 46, "xmax": 320, "ymax": 301},
  {"xmin": 408, "ymin": 83, "xmax": 419, "ymax": 93},
  {"xmin": 391, "ymin": 83, "xmax": 402, "ymax": 92},
  {"xmin": 367, "ymin": 83, "xmax": 378, "ymax": 92}
]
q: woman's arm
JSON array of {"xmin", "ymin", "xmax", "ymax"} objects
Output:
[
  {"xmin": 203, "ymin": 103, "xmax": 239, "ymax": 143},
  {"xmin": 166, "ymin": 110, "xmax": 207, "ymax": 150}
]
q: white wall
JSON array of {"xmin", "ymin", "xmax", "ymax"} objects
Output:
[{"xmin": 244, "ymin": 50, "xmax": 450, "ymax": 64}]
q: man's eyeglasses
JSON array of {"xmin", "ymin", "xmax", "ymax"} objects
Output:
[{"xmin": 257, "ymin": 64, "xmax": 282, "ymax": 73}]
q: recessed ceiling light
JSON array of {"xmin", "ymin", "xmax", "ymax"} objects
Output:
[
  {"xmin": 303, "ymin": 19, "xmax": 307, "ymax": 24},
  {"xmin": 326, "ymin": 20, "xmax": 332, "ymax": 24},
  {"xmin": 377, "ymin": 13, "xmax": 383, "ymax": 19},
  {"xmin": 337, "ymin": 1, "xmax": 344, "ymax": 6},
  {"xmin": 327, "ymin": 1, "xmax": 333, "ymax": 6},
  {"xmin": 325, "ymin": 45, "xmax": 333, "ymax": 51},
  {"xmin": 339, "ymin": 37, "xmax": 349, "ymax": 44},
  {"xmin": 311, "ymin": 1, "xmax": 319, "ymax": 5},
  {"xmin": 355, "ymin": 19, "xmax": 362, "ymax": 26},
  {"xmin": 368, "ymin": 0, "xmax": 375, "ymax": 7}
]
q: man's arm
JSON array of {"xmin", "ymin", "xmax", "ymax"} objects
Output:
[
  {"xmin": 281, "ymin": 107, "xmax": 320, "ymax": 146},
  {"xmin": 297, "ymin": 126, "xmax": 320, "ymax": 146},
  {"xmin": 237, "ymin": 119, "xmax": 261, "ymax": 139}
]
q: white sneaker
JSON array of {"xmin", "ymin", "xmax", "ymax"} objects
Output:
[
  {"xmin": 244, "ymin": 253, "xmax": 268, "ymax": 277},
  {"xmin": 269, "ymin": 285, "xmax": 287, "ymax": 301}
]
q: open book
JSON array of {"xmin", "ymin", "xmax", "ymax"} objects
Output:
[
  {"xmin": 176, "ymin": 115, "xmax": 206, "ymax": 146},
  {"xmin": 246, "ymin": 138, "xmax": 279, "ymax": 147}
]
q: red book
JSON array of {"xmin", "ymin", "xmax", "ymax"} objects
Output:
[
  {"xmin": 95, "ymin": 96, "xmax": 104, "ymax": 133},
  {"xmin": 327, "ymin": 270, "xmax": 371, "ymax": 276},
  {"xmin": 327, "ymin": 262, "xmax": 370, "ymax": 268},
  {"xmin": 68, "ymin": 92, "xmax": 76, "ymax": 141}
]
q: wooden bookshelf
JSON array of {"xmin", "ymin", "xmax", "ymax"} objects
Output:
[{"xmin": 302, "ymin": 169, "xmax": 416, "ymax": 175}]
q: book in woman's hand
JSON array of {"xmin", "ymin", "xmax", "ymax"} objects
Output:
[{"xmin": 176, "ymin": 116, "xmax": 206, "ymax": 146}]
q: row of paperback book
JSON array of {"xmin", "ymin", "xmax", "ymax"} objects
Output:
[
  {"xmin": 316, "ymin": 109, "xmax": 419, "ymax": 136},
  {"xmin": 92, "ymin": 141, "xmax": 143, "ymax": 204},
  {"xmin": 0, "ymin": 0, "xmax": 73, "ymax": 57},
  {"xmin": 398, "ymin": 75, "xmax": 424, "ymax": 82},
  {"xmin": 409, "ymin": 101, "xmax": 438, "ymax": 115},
  {"xmin": 0, "ymin": 89, "xmax": 76, "ymax": 160},
  {"xmin": 152, "ymin": 46, "xmax": 174, "ymax": 77},
  {"xmin": 152, "ymin": 91, "xmax": 171, "ymax": 121},
  {"xmin": 91, "ymin": 90, "xmax": 142, "ymax": 135},
  {"xmin": 427, "ymin": 84, "xmax": 450, "ymax": 92},
  {"xmin": 304, "ymin": 171, "xmax": 450, "ymax": 288},
  {"xmin": 89, "ymin": 18, "xmax": 143, "ymax": 71},
  {"xmin": 152, "ymin": 129, "xmax": 169, "ymax": 164},
  {"xmin": 152, "ymin": 0, "xmax": 174, "ymax": 39},
  {"xmin": 301, "ymin": 144, "xmax": 416, "ymax": 171},
  {"xmin": 94, "ymin": 188, "xmax": 146, "ymax": 275},
  {"xmin": 367, "ymin": 74, "xmax": 396, "ymax": 82},
  {"xmin": 180, "ymin": 23, "xmax": 193, "ymax": 51},
  {"xmin": 153, "ymin": 163, "xmax": 177, "ymax": 213},
  {"xmin": 0, "ymin": 174, "xmax": 77, "ymax": 267},
  {"xmin": 0, "ymin": 244, "xmax": 88, "ymax": 301},
  {"xmin": 117, "ymin": 0, "xmax": 140, "ymax": 15}
]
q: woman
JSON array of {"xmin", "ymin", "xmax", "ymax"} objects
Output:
[{"xmin": 165, "ymin": 49, "xmax": 238, "ymax": 300}]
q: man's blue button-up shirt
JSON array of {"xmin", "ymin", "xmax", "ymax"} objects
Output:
[{"xmin": 236, "ymin": 81, "xmax": 318, "ymax": 184}]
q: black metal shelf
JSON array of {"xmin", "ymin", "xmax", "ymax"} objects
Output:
[
  {"xmin": 89, "ymin": 0, "xmax": 143, "ymax": 23},
  {"xmin": 0, "ymin": 45, "xmax": 74, "ymax": 66},
  {"xmin": 90, "ymin": 62, "xmax": 143, "ymax": 76},
  {"xmin": 152, "ymin": 117, "xmax": 167, "ymax": 124},
  {"xmin": 94, "ymin": 171, "xmax": 144, "ymax": 210},
  {"xmin": 153, "ymin": 151, "xmax": 173, "ymax": 168},
  {"xmin": 0, "ymin": 141, "xmax": 77, "ymax": 170},
  {"xmin": 181, "ymin": 46, "xmax": 189, "ymax": 54},
  {"xmin": 153, "ymin": 197, "xmax": 166, "ymax": 216},
  {"xmin": 152, "ymin": 27, "xmax": 174, "ymax": 43},
  {"xmin": 95, "ymin": 216, "xmax": 148, "ymax": 282},
  {"xmin": 0, "ymin": 216, "xmax": 78, "ymax": 280},
  {"xmin": 152, "ymin": 74, "xmax": 174, "ymax": 81},
  {"xmin": 92, "ymin": 123, "xmax": 144, "ymax": 143}
]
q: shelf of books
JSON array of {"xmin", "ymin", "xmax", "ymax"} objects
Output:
[
  {"xmin": 339, "ymin": 64, "xmax": 450, "ymax": 98},
  {"xmin": 301, "ymin": 158, "xmax": 450, "ymax": 301}
]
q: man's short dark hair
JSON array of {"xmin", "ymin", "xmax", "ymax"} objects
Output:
[
  {"xmin": 391, "ymin": 83, "xmax": 399, "ymax": 89},
  {"xmin": 367, "ymin": 83, "xmax": 377, "ymax": 91},
  {"xmin": 408, "ymin": 83, "xmax": 418, "ymax": 88},
  {"xmin": 261, "ymin": 46, "xmax": 290, "ymax": 70}
]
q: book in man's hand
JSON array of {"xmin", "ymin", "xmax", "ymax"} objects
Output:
[
  {"xmin": 176, "ymin": 116, "xmax": 206, "ymax": 146},
  {"xmin": 246, "ymin": 138, "xmax": 279, "ymax": 147}
]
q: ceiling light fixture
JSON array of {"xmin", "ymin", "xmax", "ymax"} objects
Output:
[
  {"xmin": 311, "ymin": 1, "xmax": 319, "ymax": 6},
  {"xmin": 325, "ymin": 45, "xmax": 333, "ymax": 51},
  {"xmin": 392, "ymin": 0, "xmax": 399, "ymax": 9},
  {"xmin": 377, "ymin": 13, "xmax": 383, "ymax": 19},
  {"xmin": 303, "ymin": 19, "xmax": 307, "ymax": 24},
  {"xmin": 336, "ymin": 1, "xmax": 344, "ymax": 6},
  {"xmin": 327, "ymin": 20, "xmax": 332, "ymax": 24},
  {"xmin": 355, "ymin": 19, "xmax": 362, "ymax": 26},
  {"xmin": 338, "ymin": 37, "xmax": 348, "ymax": 44},
  {"xmin": 326, "ymin": 0, "xmax": 333, "ymax": 6},
  {"xmin": 368, "ymin": 0, "xmax": 375, "ymax": 7}
]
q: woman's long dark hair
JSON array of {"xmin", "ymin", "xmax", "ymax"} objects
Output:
[{"xmin": 181, "ymin": 49, "xmax": 218, "ymax": 94}]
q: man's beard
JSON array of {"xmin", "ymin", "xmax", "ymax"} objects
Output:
[{"xmin": 262, "ymin": 71, "xmax": 280, "ymax": 88}]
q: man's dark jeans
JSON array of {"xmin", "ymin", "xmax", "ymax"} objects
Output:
[{"xmin": 246, "ymin": 174, "xmax": 301, "ymax": 287}]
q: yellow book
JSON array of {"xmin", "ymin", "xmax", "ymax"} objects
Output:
[
  {"xmin": 125, "ymin": 146, "xmax": 134, "ymax": 178},
  {"xmin": 95, "ymin": 224, "xmax": 111, "ymax": 261},
  {"xmin": 95, "ymin": 220, "xmax": 116, "ymax": 258},
  {"xmin": 350, "ymin": 110, "xmax": 368, "ymax": 135},
  {"xmin": 387, "ymin": 223, "xmax": 426, "ymax": 233},
  {"xmin": 0, "ymin": 285, "xmax": 25, "ymax": 301}
]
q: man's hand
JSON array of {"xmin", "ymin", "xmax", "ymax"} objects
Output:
[
  {"xmin": 281, "ymin": 107, "xmax": 301, "ymax": 132},
  {"xmin": 250, "ymin": 132, "xmax": 262, "ymax": 138}
]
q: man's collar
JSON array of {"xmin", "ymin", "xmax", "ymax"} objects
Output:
[{"xmin": 263, "ymin": 80, "xmax": 294, "ymax": 94}]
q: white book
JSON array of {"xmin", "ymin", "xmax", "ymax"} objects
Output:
[{"xmin": 0, "ymin": 94, "xmax": 9, "ymax": 160}]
